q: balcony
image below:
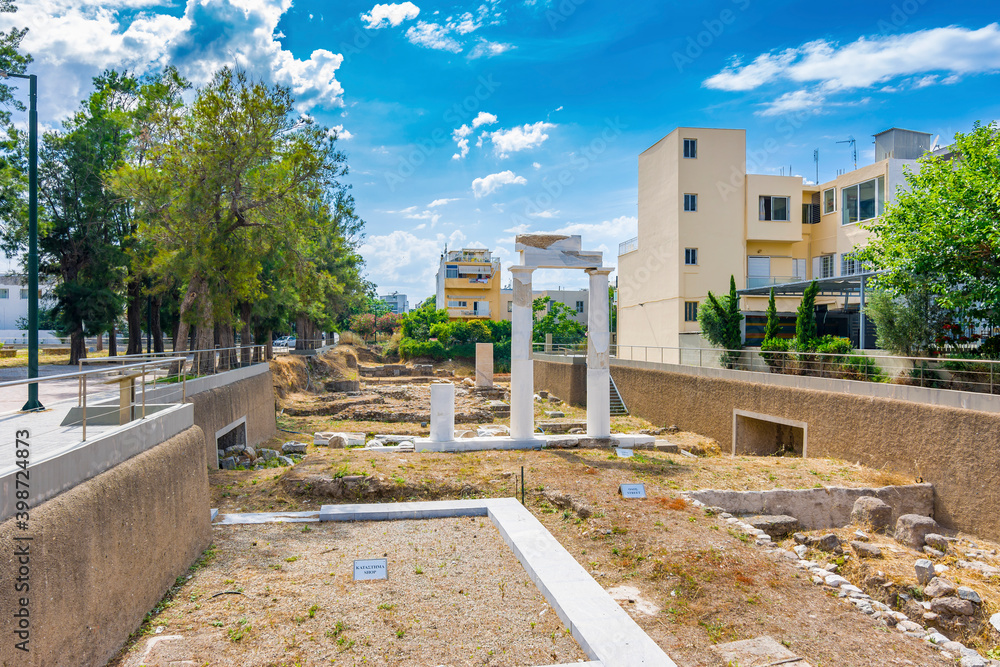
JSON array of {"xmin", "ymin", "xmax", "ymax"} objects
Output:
[
  {"xmin": 619, "ymin": 237, "xmax": 638, "ymax": 256},
  {"xmin": 447, "ymin": 307, "xmax": 490, "ymax": 319},
  {"xmin": 746, "ymin": 275, "xmax": 805, "ymax": 289}
]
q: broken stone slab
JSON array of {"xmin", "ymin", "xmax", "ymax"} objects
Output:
[
  {"xmin": 282, "ymin": 441, "xmax": 308, "ymax": 454},
  {"xmin": 654, "ymin": 440, "xmax": 679, "ymax": 453},
  {"xmin": 259, "ymin": 448, "xmax": 277, "ymax": 461},
  {"xmin": 957, "ymin": 587, "xmax": 982, "ymax": 605},
  {"xmin": 710, "ymin": 635, "xmax": 811, "ymax": 667},
  {"xmin": 925, "ymin": 533, "xmax": 949, "ymax": 552},
  {"xmin": 277, "ymin": 455, "xmax": 295, "ymax": 466},
  {"xmin": 747, "ymin": 515, "xmax": 799, "ymax": 539},
  {"xmin": 915, "ymin": 559, "xmax": 935, "ymax": 585},
  {"xmin": 990, "ymin": 613, "xmax": 1000, "ymax": 634},
  {"xmin": 930, "ymin": 596, "xmax": 975, "ymax": 616},
  {"xmin": 852, "ymin": 496, "xmax": 893, "ymax": 531},
  {"xmin": 544, "ymin": 410, "xmax": 566, "ymax": 418},
  {"xmin": 812, "ymin": 533, "xmax": 842, "ymax": 552},
  {"xmin": 219, "ymin": 456, "xmax": 237, "ymax": 470},
  {"xmin": 374, "ymin": 435, "xmax": 416, "ymax": 443},
  {"xmin": 851, "ymin": 541, "xmax": 883, "ymax": 559},
  {"xmin": 959, "ymin": 655, "xmax": 987, "ymax": 667},
  {"xmin": 895, "ymin": 514, "xmax": 941, "ymax": 549},
  {"xmin": 924, "ymin": 577, "xmax": 957, "ymax": 598},
  {"xmin": 923, "ymin": 546, "xmax": 946, "ymax": 558}
]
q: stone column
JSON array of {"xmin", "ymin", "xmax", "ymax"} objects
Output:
[
  {"xmin": 475, "ymin": 343, "xmax": 494, "ymax": 388},
  {"xmin": 509, "ymin": 266, "xmax": 536, "ymax": 440},
  {"xmin": 429, "ymin": 382, "xmax": 455, "ymax": 443},
  {"xmin": 586, "ymin": 268, "xmax": 613, "ymax": 438}
]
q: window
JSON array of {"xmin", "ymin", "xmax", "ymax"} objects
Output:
[
  {"xmin": 507, "ymin": 301, "xmax": 512, "ymax": 313},
  {"xmin": 841, "ymin": 254, "xmax": 863, "ymax": 276},
  {"xmin": 683, "ymin": 138, "xmax": 697, "ymax": 159},
  {"xmin": 842, "ymin": 176, "xmax": 884, "ymax": 225},
  {"xmin": 684, "ymin": 248, "xmax": 698, "ymax": 265},
  {"xmin": 445, "ymin": 265, "xmax": 459, "ymax": 278},
  {"xmin": 19, "ymin": 288, "xmax": 28, "ymax": 299},
  {"xmin": 747, "ymin": 255, "xmax": 771, "ymax": 288},
  {"xmin": 793, "ymin": 259, "xmax": 806, "ymax": 280},
  {"xmin": 823, "ymin": 187, "xmax": 836, "ymax": 214},
  {"xmin": 820, "ymin": 255, "xmax": 835, "ymax": 279},
  {"xmin": 759, "ymin": 195, "xmax": 790, "ymax": 221},
  {"xmin": 447, "ymin": 300, "xmax": 467, "ymax": 308},
  {"xmin": 0, "ymin": 288, "xmax": 7, "ymax": 299},
  {"xmin": 575, "ymin": 301, "xmax": 584, "ymax": 313},
  {"xmin": 683, "ymin": 193, "xmax": 697, "ymax": 212},
  {"xmin": 684, "ymin": 301, "xmax": 698, "ymax": 322}
]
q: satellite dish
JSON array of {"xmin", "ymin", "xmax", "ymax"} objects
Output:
[{"xmin": 931, "ymin": 134, "xmax": 940, "ymax": 151}]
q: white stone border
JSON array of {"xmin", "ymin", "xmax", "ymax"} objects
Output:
[
  {"xmin": 319, "ymin": 498, "xmax": 676, "ymax": 667},
  {"xmin": 732, "ymin": 409, "xmax": 809, "ymax": 457}
]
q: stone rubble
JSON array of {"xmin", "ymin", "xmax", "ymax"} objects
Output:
[{"xmin": 683, "ymin": 494, "xmax": 1000, "ymax": 667}]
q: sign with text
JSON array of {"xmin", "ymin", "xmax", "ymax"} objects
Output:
[
  {"xmin": 353, "ymin": 558, "xmax": 388, "ymax": 581},
  {"xmin": 615, "ymin": 448, "xmax": 634, "ymax": 458},
  {"xmin": 619, "ymin": 483, "xmax": 646, "ymax": 499}
]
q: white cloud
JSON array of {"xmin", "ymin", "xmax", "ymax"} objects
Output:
[
  {"xmin": 756, "ymin": 90, "xmax": 827, "ymax": 117},
  {"xmin": 360, "ymin": 229, "xmax": 466, "ymax": 296},
  {"xmin": 405, "ymin": 21, "xmax": 462, "ymax": 52},
  {"xmin": 428, "ymin": 198, "xmax": 458, "ymax": 207},
  {"xmin": 528, "ymin": 209, "xmax": 559, "ymax": 218},
  {"xmin": 488, "ymin": 121, "xmax": 556, "ymax": 158},
  {"xmin": 1, "ymin": 0, "xmax": 347, "ymax": 121},
  {"xmin": 329, "ymin": 125, "xmax": 353, "ymax": 140},
  {"xmin": 361, "ymin": 2, "xmax": 420, "ymax": 29},
  {"xmin": 472, "ymin": 170, "xmax": 527, "ymax": 198},
  {"xmin": 451, "ymin": 112, "xmax": 497, "ymax": 159},
  {"xmin": 532, "ymin": 162, "xmax": 541, "ymax": 170},
  {"xmin": 705, "ymin": 23, "xmax": 1000, "ymax": 94},
  {"xmin": 469, "ymin": 38, "xmax": 514, "ymax": 59}
]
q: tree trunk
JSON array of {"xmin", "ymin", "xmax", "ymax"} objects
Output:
[
  {"xmin": 96, "ymin": 332, "xmax": 103, "ymax": 352},
  {"xmin": 239, "ymin": 301, "xmax": 252, "ymax": 366},
  {"xmin": 151, "ymin": 296, "xmax": 164, "ymax": 353},
  {"xmin": 263, "ymin": 328, "xmax": 273, "ymax": 360},
  {"xmin": 126, "ymin": 278, "xmax": 142, "ymax": 355},
  {"xmin": 108, "ymin": 325, "xmax": 118, "ymax": 357},
  {"xmin": 193, "ymin": 289, "xmax": 214, "ymax": 375},
  {"xmin": 217, "ymin": 324, "xmax": 235, "ymax": 372},
  {"xmin": 69, "ymin": 328, "xmax": 87, "ymax": 365},
  {"xmin": 175, "ymin": 273, "xmax": 213, "ymax": 376}
]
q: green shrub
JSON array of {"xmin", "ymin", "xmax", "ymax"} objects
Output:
[
  {"xmin": 760, "ymin": 336, "xmax": 789, "ymax": 372},
  {"xmin": 467, "ymin": 320, "xmax": 492, "ymax": 343},
  {"xmin": 698, "ymin": 275, "xmax": 743, "ymax": 368},
  {"xmin": 398, "ymin": 339, "xmax": 447, "ymax": 360},
  {"xmin": 840, "ymin": 354, "xmax": 887, "ymax": 382}
]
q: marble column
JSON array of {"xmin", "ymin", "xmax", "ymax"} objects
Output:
[
  {"xmin": 475, "ymin": 343, "xmax": 494, "ymax": 388},
  {"xmin": 429, "ymin": 382, "xmax": 455, "ymax": 442},
  {"xmin": 509, "ymin": 266, "xmax": 536, "ymax": 440},
  {"xmin": 586, "ymin": 267, "xmax": 613, "ymax": 438}
]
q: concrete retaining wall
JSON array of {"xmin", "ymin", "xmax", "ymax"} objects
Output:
[
  {"xmin": 533, "ymin": 356, "xmax": 1000, "ymax": 542},
  {"xmin": 533, "ymin": 354, "xmax": 586, "ymax": 407},
  {"xmin": 687, "ymin": 484, "xmax": 934, "ymax": 531},
  {"xmin": 0, "ymin": 426, "xmax": 211, "ymax": 667}
]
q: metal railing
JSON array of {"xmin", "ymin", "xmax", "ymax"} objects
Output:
[
  {"xmin": 534, "ymin": 343, "xmax": 1000, "ymax": 396},
  {"xmin": 745, "ymin": 275, "xmax": 805, "ymax": 289},
  {"xmin": 619, "ymin": 237, "xmax": 638, "ymax": 256}
]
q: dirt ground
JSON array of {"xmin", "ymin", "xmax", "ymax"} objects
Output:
[
  {"xmin": 108, "ymin": 350, "xmax": 1000, "ymax": 666},
  {"xmin": 108, "ymin": 519, "xmax": 586, "ymax": 667}
]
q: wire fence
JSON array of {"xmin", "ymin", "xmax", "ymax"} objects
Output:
[{"xmin": 533, "ymin": 343, "xmax": 1000, "ymax": 396}]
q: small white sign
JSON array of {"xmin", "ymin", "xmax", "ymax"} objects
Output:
[
  {"xmin": 619, "ymin": 483, "xmax": 646, "ymax": 499},
  {"xmin": 615, "ymin": 448, "xmax": 634, "ymax": 458},
  {"xmin": 353, "ymin": 558, "xmax": 388, "ymax": 581}
]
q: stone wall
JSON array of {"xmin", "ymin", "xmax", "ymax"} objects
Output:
[
  {"xmin": 0, "ymin": 426, "xmax": 211, "ymax": 667},
  {"xmin": 189, "ymin": 367, "xmax": 277, "ymax": 469},
  {"xmin": 533, "ymin": 356, "xmax": 1000, "ymax": 542},
  {"xmin": 533, "ymin": 355, "xmax": 586, "ymax": 407}
]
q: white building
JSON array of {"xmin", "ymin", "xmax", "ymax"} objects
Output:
[
  {"xmin": 379, "ymin": 292, "xmax": 409, "ymax": 315},
  {"xmin": 500, "ymin": 288, "xmax": 589, "ymax": 325}
]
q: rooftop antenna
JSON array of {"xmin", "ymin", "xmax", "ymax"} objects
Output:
[
  {"xmin": 837, "ymin": 136, "xmax": 857, "ymax": 171},
  {"xmin": 813, "ymin": 149, "xmax": 819, "ymax": 184}
]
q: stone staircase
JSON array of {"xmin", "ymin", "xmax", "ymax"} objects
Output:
[{"xmin": 610, "ymin": 377, "xmax": 628, "ymax": 415}]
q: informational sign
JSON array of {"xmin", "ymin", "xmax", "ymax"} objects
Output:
[
  {"xmin": 615, "ymin": 448, "xmax": 634, "ymax": 458},
  {"xmin": 619, "ymin": 483, "xmax": 646, "ymax": 499},
  {"xmin": 353, "ymin": 558, "xmax": 388, "ymax": 581}
]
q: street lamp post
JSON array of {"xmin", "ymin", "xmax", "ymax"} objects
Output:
[{"xmin": 1, "ymin": 70, "xmax": 43, "ymax": 411}]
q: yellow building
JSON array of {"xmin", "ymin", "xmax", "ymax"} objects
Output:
[
  {"xmin": 618, "ymin": 126, "xmax": 934, "ymax": 353},
  {"xmin": 435, "ymin": 248, "xmax": 501, "ymax": 321}
]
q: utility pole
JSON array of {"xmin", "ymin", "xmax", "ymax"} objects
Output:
[
  {"xmin": 813, "ymin": 149, "xmax": 819, "ymax": 184},
  {"xmin": 1, "ymin": 70, "xmax": 43, "ymax": 411}
]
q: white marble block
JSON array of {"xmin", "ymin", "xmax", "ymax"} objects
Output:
[
  {"xmin": 429, "ymin": 382, "xmax": 455, "ymax": 443},
  {"xmin": 475, "ymin": 343, "xmax": 494, "ymax": 388}
]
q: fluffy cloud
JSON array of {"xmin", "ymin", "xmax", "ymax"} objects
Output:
[
  {"xmin": 360, "ymin": 229, "xmax": 466, "ymax": 296},
  {"xmin": 427, "ymin": 198, "xmax": 458, "ymax": 207},
  {"xmin": 705, "ymin": 24, "xmax": 1000, "ymax": 113},
  {"xmin": 468, "ymin": 38, "xmax": 513, "ymax": 59},
  {"xmin": 405, "ymin": 21, "xmax": 462, "ymax": 52},
  {"xmin": 360, "ymin": 2, "xmax": 420, "ymax": 29},
  {"xmin": 451, "ymin": 112, "xmax": 498, "ymax": 159},
  {"xmin": 0, "ymin": 0, "xmax": 346, "ymax": 121},
  {"xmin": 488, "ymin": 121, "xmax": 556, "ymax": 158},
  {"xmin": 329, "ymin": 125, "xmax": 353, "ymax": 140},
  {"xmin": 472, "ymin": 170, "xmax": 527, "ymax": 198}
]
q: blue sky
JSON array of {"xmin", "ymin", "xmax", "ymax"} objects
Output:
[{"xmin": 3, "ymin": 0, "xmax": 1000, "ymax": 300}]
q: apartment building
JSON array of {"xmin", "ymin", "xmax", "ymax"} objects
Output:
[
  {"xmin": 434, "ymin": 248, "xmax": 501, "ymax": 321},
  {"xmin": 618, "ymin": 126, "xmax": 932, "ymax": 352},
  {"xmin": 378, "ymin": 292, "xmax": 409, "ymax": 315},
  {"xmin": 499, "ymin": 288, "xmax": 589, "ymax": 325}
]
